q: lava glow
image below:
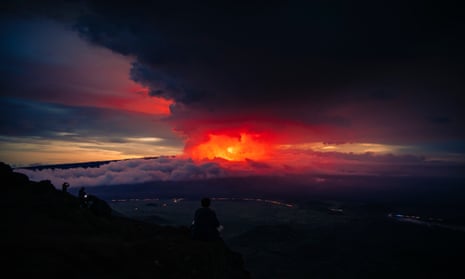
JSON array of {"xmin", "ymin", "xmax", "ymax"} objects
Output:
[{"xmin": 188, "ymin": 132, "xmax": 273, "ymax": 161}]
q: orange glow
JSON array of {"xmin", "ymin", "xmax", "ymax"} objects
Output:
[{"xmin": 188, "ymin": 132, "xmax": 273, "ymax": 161}]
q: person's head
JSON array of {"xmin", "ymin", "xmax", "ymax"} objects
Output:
[{"xmin": 201, "ymin": 197, "xmax": 211, "ymax": 208}]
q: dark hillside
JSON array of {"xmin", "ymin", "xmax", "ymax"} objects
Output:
[{"xmin": 0, "ymin": 162, "xmax": 250, "ymax": 279}]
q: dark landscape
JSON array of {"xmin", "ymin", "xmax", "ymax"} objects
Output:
[
  {"xmin": 85, "ymin": 173, "xmax": 465, "ymax": 278},
  {"xmin": 4, "ymin": 160, "xmax": 465, "ymax": 278}
]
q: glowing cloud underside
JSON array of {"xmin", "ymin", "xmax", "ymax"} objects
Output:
[{"xmin": 188, "ymin": 133, "xmax": 272, "ymax": 161}]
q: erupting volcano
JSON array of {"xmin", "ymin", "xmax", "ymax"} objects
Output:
[{"xmin": 186, "ymin": 131, "xmax": 273, "ymax": 161}]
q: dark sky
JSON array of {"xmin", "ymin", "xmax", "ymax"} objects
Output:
[{"xmin": 1, "ymin": 0, "xmax": 465, "ymax": 169}]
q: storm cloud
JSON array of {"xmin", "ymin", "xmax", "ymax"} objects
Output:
[
  {"xmin": 2, "ymin": 0, "xmax": 465, "ymax": 166},
  {"xmin": 67, "ymin": 0, "xmax": 465, "ymax": 144}
]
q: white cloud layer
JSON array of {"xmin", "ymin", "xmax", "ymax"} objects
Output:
[
  {"xmin": 15, "ymin": 157, "xmax": 226, "ymax": 187},
  {"xmin": 14, "ymin": 151, "xmax": 464, "ymax": 188}
]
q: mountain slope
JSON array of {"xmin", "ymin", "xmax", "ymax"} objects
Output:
[{"xmin": 0, "ymin": 162, "xmax": 250, "ymax": 279}]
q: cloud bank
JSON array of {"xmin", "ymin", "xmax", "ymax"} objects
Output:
[
  {"xmin": 15, "ymin": 157, "xmax": 224, "ymax": 187},
  {"xmin": 15, "ymin": 152, "xmax": 465, "ymax": 188}
]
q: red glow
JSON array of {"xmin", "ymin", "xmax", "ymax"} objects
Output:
[
  {"xmin": 187, "ymin": 131, "xmax": 273, "ymax": 161},
  {"xmin": 102, "ymin": 85, "xmax": 173, "ymax": 115}
]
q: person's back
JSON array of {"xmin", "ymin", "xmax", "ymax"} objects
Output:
[{"xmin": 191, "ymin": 198, "xmax": 222, "ymax": 241}]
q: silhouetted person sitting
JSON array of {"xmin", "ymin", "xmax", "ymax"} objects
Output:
[
  {"xmin": 78, "ymin": 187, "xmax": 88, "ymax": 208},
  {"xmin": 191, "ymin": 197, "xmax": 223, "ymax": 241}
]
